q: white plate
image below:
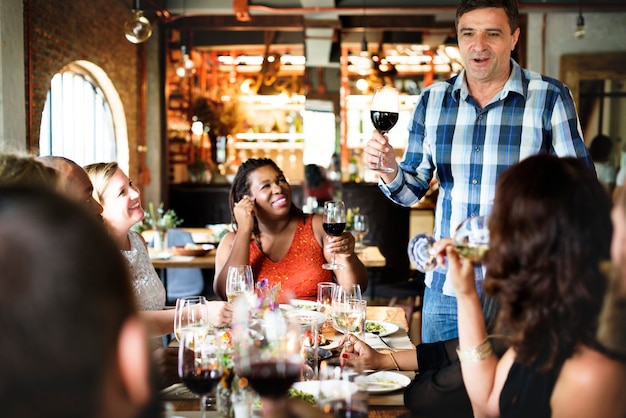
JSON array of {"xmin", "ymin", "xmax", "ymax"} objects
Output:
[
  {"xmin": 290, "ymin": 299, "xmax": 320, "ymax": 311},
  {"xmin": 365, "ymin": 320, "xmax": 399, "ymax": 337},
  {"xmin": 285, "ymin": 309, "xmax": 327, "ymax": 327},
  {"xmin": 149, "ymin": 251, "xmax": 172, "ymax": 260},
  {"xmin": 292, "ymin": 380, "xmax": 359, "ymax": 402},
  {"xmin": 363, "ymin": 371, "xmax": 411, "ymax": 394}
]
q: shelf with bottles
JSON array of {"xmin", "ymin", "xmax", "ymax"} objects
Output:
[{"xmin": 233, "ymin": 136, "xmax": 305, "ymax": 149}]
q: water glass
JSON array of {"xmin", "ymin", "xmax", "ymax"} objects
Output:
[
  {"xmin": 317, "ymin": 282, "xmax": 336, "ymax": 317},
  {"xmin": 318, "ymin": 357, "xmax": 368, "ymax": 417}
]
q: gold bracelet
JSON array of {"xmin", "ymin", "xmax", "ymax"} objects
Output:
[
  {"xmin": 388, "ymin": 352, "xmax": 400, "ymax": 371},
  {"xmin": 456, "ymin": 338, "xmax": 493, "ymax": 363}
]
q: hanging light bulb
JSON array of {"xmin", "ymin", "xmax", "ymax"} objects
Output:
[
  {"xmin": 124, "ymin": 0, "xmax": 153, "ymax": 44},
  {"xmin": 176, "ymin": 45, "xmax": 196, "ymax": 78},
  {"xmin": 574, "ymin": 8, "xmax": 586, "ymax": 39}
]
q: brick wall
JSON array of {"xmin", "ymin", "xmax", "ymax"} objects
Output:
[{"xmin": 25, "ymin": 0, "xmax": 143, "ymax": 183}]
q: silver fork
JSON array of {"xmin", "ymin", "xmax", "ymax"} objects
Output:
[{"xmin": 371, "ymin": 331, "xmax": 396, "ymax": 351}]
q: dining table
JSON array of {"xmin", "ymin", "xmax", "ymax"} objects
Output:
[
  {"xmin": 161, "ymin": 305, "xmax": 416, "ymax": 418},
  {"xmin": 150, "ymin": 245, "xmax": 386, "ymax": 270}
]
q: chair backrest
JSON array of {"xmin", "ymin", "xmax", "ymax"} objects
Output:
[{"xmin": 163, "ymin": 229, "xmax": 205, "ymax": 302}]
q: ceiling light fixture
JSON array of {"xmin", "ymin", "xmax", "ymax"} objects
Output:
[
  {"xmin": 574, "ymin": 6, "xmax": 586, "ymax": 39},
  {"xmin": 124, "ymin": 0, "xmax": 153, "ymax": 44},
  {"xmin": 360, "ymin": 0, "xmax": 368, "ymax": 58}
]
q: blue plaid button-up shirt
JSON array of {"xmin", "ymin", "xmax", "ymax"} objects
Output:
[{"xmin": 380, "ymin": 59, "xmax": 593, "ymax": 296}]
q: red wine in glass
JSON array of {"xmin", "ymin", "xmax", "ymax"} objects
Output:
[
  {"xmin": 368, "ymin": 86, "xmax": 400, "ymax": 173},
  {"xmin": 323, "ymin": 222, "xmax": 346, "ymax": 236},
  {"xmin": 370, "ymin": 111, "xmax": 399, "ymax": 134},
  {"xmin": 243, "ymin": 360, "xmax": 302, "ymax": 399},
  {"xmin": 181, "ymin": 367, "xmax": 224, "ymax": 395},
  {"xmin": 322, "ymin": 201, "xmax": 347, "ymax": 270}
]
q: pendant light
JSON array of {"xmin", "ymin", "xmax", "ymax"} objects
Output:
[
  {"xmin": 574, "ymin": 6, "xmax": 586, "ymax": 39},
  {"xmin": 124, "ymin": 0, "xmax": 153, "ymax": 44}
]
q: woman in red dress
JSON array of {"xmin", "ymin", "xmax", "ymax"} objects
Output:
[{"xmin": 214, "ymin": 158, "xmax": 368, "ymax": 302}]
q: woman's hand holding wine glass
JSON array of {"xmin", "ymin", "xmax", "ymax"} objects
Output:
[
  {"xmin": 407, "ymin": 215, "xmax": 490, "ymax": 273},
  {"xmin": 368, "ymin": 86, "xmax": 400, "ymax": 173},
  {"xmin": 322, "ymin": 201, "xmax": 347, "ymax": 270}
]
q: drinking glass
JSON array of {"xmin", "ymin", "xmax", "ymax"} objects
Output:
[
  {"xmin": 322, "ymin": 201, "xmax": 347, "ymax": 270},
  {"xmin": 352, "ymin": 214, "xmax": 369, "ymax": 250},
  {"xmin": 317, "ymin": 282, "xmax": 336, "ymax": 317},
  {"xmin": 318, "ymin": 357, "xmax": 368, "ymax": 417},
  {"xmin": 331, "ymin": 284, "xmax": 364, "ymax": 338},
  {"xmin": 368, "ymin": 86, "xmax": 399, "ymax": 173},
  {"xmin": 174, "ymin": 296, "xmax": 211, "ymax": 342},
  {"xmin": 233, "ymin": 309, "xmax": 303, "ymax": 416},
  {"xmin": 178, "ymin": 329, "xmax": 225, "ymax": 418},
  {"xmin": 173, "ymin": 296, "xmax": 212, "ymax": 399},
  {"xmin": 225, "ymin": 265, "xmax": 255, "ymax": 305},
  {"xmin": 408, "ymin": 215, "xmax": 490, "ymax": 272}
]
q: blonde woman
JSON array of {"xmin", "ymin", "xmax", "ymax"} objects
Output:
[{"xmin": 84, "ymin": 162, "xmax": 232, "ymax": 339}]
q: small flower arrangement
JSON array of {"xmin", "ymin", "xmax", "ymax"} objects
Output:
[
  {"xmin": 135, "ymin": 202, "xmax": 183, "ymax": 233},
  {"xmin": 255, "ymin": 278, "xmax": 281, "ymax": 311}
]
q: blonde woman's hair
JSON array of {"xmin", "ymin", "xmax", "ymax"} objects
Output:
[
  {"xmin": 0, "ymin": 153, "xmax": 59, "ymax": 189},
  {"xmin": 83, "ymin": 162, "xmax": 119, "ymax": 205}
]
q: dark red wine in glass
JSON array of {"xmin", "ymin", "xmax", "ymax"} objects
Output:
[
  {"xmin": 323, "ymin": 222, "xmax": 346, "ymax": 236},
  {"xmin": 243, "ymin": 360, "xmax": 301, "ymax": 399},
  {"xmin": 370, "ymin": 111, "xmax": 399, "ymax": 134},
  {"xmin": 181, "ymin": 367, "xmax": 224, "ymax": 395},
  {"xmin": 322, "ymin": 201, "xmax": 347, "ymax": 270},
  {"xmin": 368, "ymin": 86, "xmax": 399, "ymax": 173}
]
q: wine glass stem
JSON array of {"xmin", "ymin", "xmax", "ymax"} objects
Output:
[{"xmin": 200, "ymin": 394, "xmax": 208, "ymax": 418}]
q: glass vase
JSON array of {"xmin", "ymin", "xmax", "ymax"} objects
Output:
[{"xmin": 153, "ymin": 228, "xmax": 168, "ymax": 253}]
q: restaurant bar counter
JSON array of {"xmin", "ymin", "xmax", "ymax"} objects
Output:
[{"xmin": 168, "ymin": 182, "xmax": 411, "ymax": 286}]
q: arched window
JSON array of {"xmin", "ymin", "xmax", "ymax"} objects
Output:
[{"xmin": 39, "ymin": 61, "xmax": 129, "ymax": 172}]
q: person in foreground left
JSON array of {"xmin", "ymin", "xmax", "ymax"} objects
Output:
[{"xmin": 0, "ymin": 186, "xmax": 160, "ymax": 418}]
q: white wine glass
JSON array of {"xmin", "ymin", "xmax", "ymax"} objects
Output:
[
  {"xmin": 178, "ymin": 329, "xmax": 225, "ymax": 418},
  {"xmin": 408, "ymin": 215, "xmax": 490, "ymax": 273},
  {"xmin": 322, "ymin": 201, "xmax": 347, "ymax": 270},
  {"xmin": 331, "ymin": 284, "xmax": 365, "ymax": 338},
  {"xmin": 174, "ymin": 296, "xmax": 211, "ymax": 342},
  {"xmin": 352, "ymin": 214, "xmax": 369, "ymax": 250},
  {"xmin": 368, "ymin": 86, "xmax": 399, "ymax": 173},
  {"xmin": 225, "ymin": 265, "xmax": 255, "ymax": 305}
]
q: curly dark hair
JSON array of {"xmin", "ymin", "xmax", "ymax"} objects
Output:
[
  {"xmin": 484, "ymin": 154, "xmax": 611, "ymax": 371},
  {"xmin": 229, "ymin": 158, "xmax": 302, "ymax": 240}
]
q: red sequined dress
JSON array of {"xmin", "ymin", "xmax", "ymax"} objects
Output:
[{"xmin": 249, "ymin": 214, "xmax": 333, "ymax": 301}]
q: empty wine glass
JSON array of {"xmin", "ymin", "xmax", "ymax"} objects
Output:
[
  {"xmin": 226, "ymin": 265, "xmax": 255, "ymax": 305},
  {"xmin": 178, "ymin": 329, "xmax": 225, "ymax": 418},
  {"xmin": 368, "ymin": 86, "xmax": 399, "ymax": 173},
  {"xmin": 317, "ymin": 282, "xmax": 336, "ymax": 316},
  {"xmin": 408, "ymin": 215, "xmax": 490, "ymax": 273},
  {"xmin": 322, "ymin": 201, "xmax": 347, "ymax": 270},
  {"xmin": 352, "ymin": 214, "xmax": 369, "ymax": 250}
]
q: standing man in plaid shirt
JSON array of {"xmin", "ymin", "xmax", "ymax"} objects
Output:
[{"xmin": 364, "ymin": 0, "xmax": 593, "ymax": 344}]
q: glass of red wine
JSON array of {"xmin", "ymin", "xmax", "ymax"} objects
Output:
[
  {"xmin": 178, "ymin": 329, "xmax": 225, "ymax": 418},
  {"xmin": 322, "ymin": 200, "xmax": 347, "ymax": 270},
  {"xmin": 234, "ymin": 309, "xmax": 303, "ymax": 416},
  {"xmin": 368, "ymin": 86, "xmax": 399, "ymax": 173}
]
